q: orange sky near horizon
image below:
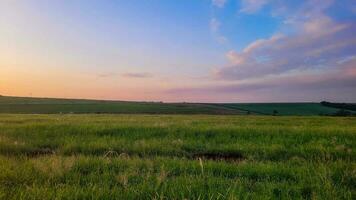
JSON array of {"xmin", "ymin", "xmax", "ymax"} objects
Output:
[{"xmin": 1, "ymin": 0, "xmax": 355, "ymax": 103}]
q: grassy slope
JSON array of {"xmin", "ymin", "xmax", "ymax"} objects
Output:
[
  {"xmin": 0, "ymin": 115, "xmax": 355, "ymax": 199},
  {"xmin": 0, "ymin": 96, "xmax": 347, "ymax": 116},
  {"xmin": 0, "ymin": 96, "xmax": 242, "ymax": 114},
  {"xmin": 216, "ymin": 103, "xmax": 343, "ymax": 116}
]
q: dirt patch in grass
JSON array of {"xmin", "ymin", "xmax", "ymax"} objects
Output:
[
  {"xmin": 25, "ymin": 148, "xmax": 56, "ymax": 157},
  {"xmin": 192, "ymin": 151, "xmax": 245, "ymax": 162}
]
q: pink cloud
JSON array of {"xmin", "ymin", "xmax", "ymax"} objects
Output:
[
  {"xmin": 166, "ymin": 58, "xmax": 356, "ymax": 102},
  {"xmin": 121, "ymin": 72, "xmax": 152, "ymax": 78},
  {"xmin": 215, "ymin": 2, "xmax": 356, "ymax": 80},
  {"xmin": 165, "ymin": 0, "xmax": 356, "ymax": 102}
]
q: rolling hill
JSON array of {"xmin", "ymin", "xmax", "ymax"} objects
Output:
[{"xmin": 0, "ymin": 96, "xmax": 352, "ymax": 115}]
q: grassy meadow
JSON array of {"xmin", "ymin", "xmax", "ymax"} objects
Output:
[{"xmin": 0, "ymin": 114, "xmax": 355, "ymax": 199}]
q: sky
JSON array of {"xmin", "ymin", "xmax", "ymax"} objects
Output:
[{"xmin": 0, "ymin": 0, "xmax": 355, "ymax": 102}]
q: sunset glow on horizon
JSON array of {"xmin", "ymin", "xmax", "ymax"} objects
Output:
[{"xmin": 1, "ymin": 0, "xmax": 355, "ymax": 102}]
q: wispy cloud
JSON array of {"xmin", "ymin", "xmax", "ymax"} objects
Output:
[
  {"xmin": 216, "ymin": 36, "xmax": 228, "ymax": 44},
  {"xmin": 165, "ymin": 0, "xmax": 356, "ymax": 102},
  {"xmin": 210, "ymin": 0, "xmax": 229, "ymax": 45},
  {"xmin": 212, "ymin": 0, "xmax": 227, "ymax": 8},
  {"xmin": 167, "ymin": 58, "xmax": 356, "ymax": 102},
  {"xmin": 210, "ymin": 18, "xmax": 220, "ymax": 33},
  {"xmin": 215, "ymin": 0, "xmax": 356, "ymax": 81},
  {"xmin": 97, "ymin": 73, "xmax": 117, "ymax": 78},
  {"xmin": 99, "ymin": 72, "xmax": 154, "ymax": 79},
  {"xmin": 121, "ymin": 72, "xmax": 152, "ymax": 78},
  {"xmin": 240, "ymin": 0, "xmax": 270, "ymax": 13},
  {"xmin": 210, "ymin": 17, "xmax": 228, "ymax": 44}
]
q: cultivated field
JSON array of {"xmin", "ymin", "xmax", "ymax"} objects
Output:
[
  {"xmin": 0, "ymin": 96, "xmax": 349, "ymax": 116},
  {"xmin": 215, "ymin": 103, "xmax": 345, "ymax": 116},
  {"xmin": 0, "ymin": 114, "xmax": 355, "ymax": 199}
]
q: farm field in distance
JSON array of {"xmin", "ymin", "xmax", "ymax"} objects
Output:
[
  {"xmin": 214, "ymin": 103, "xmax": 349, "ymax": 116},
  {"xmin": 0, "ymin": 96, "xmax": 353, "ymax": 116},
  {"xmin": 0, "ymin": 114, "xmax": 355, "ymax": 199}
]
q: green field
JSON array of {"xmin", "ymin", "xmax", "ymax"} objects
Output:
[
  {"xmin": 0, "ymin": 96, "xmax": 349, "ymax": 116},
  {"xmin": 0, "ymin": 114, "xmax": 355, "ymax": 199},
  {"xmin": 216, "ymin": 103, "xmax": 345, "ymax": 116},
  {"xmin": 0, "ymin": 96, "xmax": 242, "ymax": 115}
]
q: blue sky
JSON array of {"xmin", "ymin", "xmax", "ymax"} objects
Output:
[{"xmin": 1, "ymin": 0, "xmax": 355, "ymax": 102}]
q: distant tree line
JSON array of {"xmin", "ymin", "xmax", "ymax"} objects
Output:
[
  {"xmin": 320, "ymin": 101, "xmax": 356, "ymax": 111},
  {"xmin": 320, "ymin": 101, "xmax": 356, "ymax": 116}
]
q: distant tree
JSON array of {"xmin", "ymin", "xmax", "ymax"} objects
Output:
[
  {"xmin": 247, "ymin": 110, "xmax": 251, "ymax": 115},
  {"xmin": 320, "ymin": 101, "xmax": 329, "ymax": 105},
  {"xmin": 273, "ymin": 110, "xmax": 279, "ymax": 116}
]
